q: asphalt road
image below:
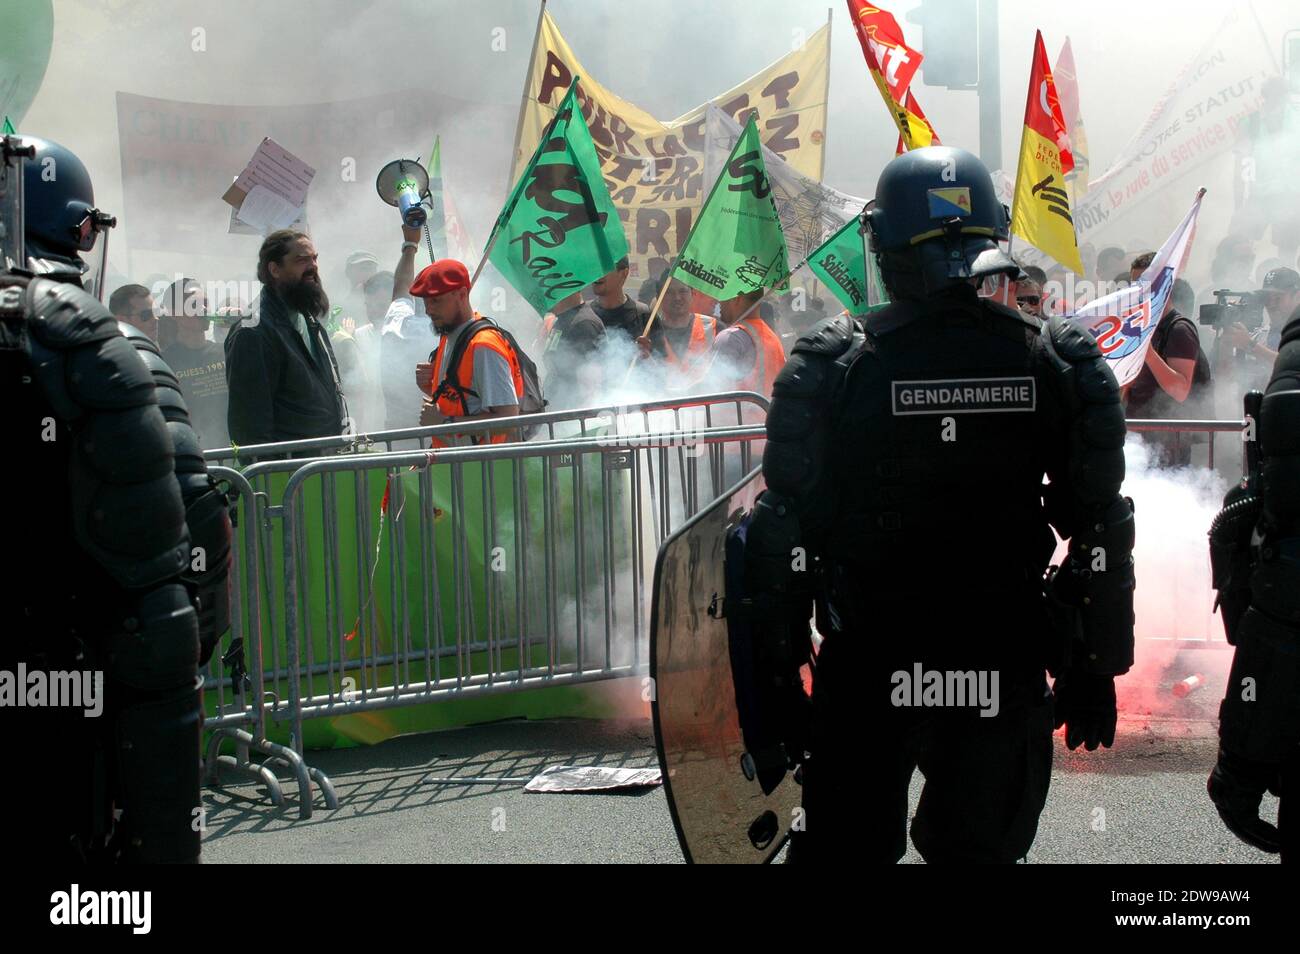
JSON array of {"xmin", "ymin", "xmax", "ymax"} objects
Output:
[{"xmin": 201, "ymin": 706, "xmax": 1276, "ymax": 865}]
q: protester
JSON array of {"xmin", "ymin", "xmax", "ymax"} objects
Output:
[
  {"xmin": 329, "ymin": 315, "xmax": 365, "ymax": 432},
  {"xmin": 1095, "ymin": 246, "xmax": 1126, "ymax": 286},
  {"xmin": 380, "ymin": 226, "xmax": 439, "ymax": 432},
  {"xmin": 694, "ymin": 287, "xmax": 786, "ymax": 396},
  {"xmin": 224, "ymin": 230, "xmax": 346, "ymax": 452},
  {"xmin": 1077, "ymin": 242, "xmax": 1098, "ymax": 282},
  {"xmin": 159, "ymin": 277, "xmax": 230, "ymax": 449},
  {"xmin": 344, "ymin": 269, "xmax": 393, "ymax": 433},
  {"xmin": 590, "ymin": 256, "xmax": 649, "ymax": 344},
  {"xmin": 535, "ymin": 288, "xmax": 605, "ymax": 411},
  {"xmin": 1017, "ymin": 265, "xmax": 1047, "ymax": 318},
  {"xmin": 412, "ymin": 258, "xmax": 524, "ymax": 447},
  {"xmin": 108, "ymin": 282, "xmax": 158, "ymax": 340},
  {"xmin": 339, "ymin": 249, "xmax": 380, "ymax": 324},
  {"xmin": 637, "ymin": 266, "xmax": 668, "ymax": 307},
  {"xmin": 636, "ymin": 278, "xmax": 717, "ymax": 386},
  {"xmin": 1124, "ymin": 252, "xmax": 1209, "ymax": 468}
]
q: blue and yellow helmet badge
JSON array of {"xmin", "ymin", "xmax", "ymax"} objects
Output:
[{"xmin": 927, "ymin": 187, "xmax": 972, "ymax": 219}]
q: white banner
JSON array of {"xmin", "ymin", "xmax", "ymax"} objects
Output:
[
  {"xmin": 1071, "ymin": 3, "xmax": 1278, "ymax": 244},
  {"xmin": 702, "ymin": 103, "xmax": 863, "ymax": 267}
]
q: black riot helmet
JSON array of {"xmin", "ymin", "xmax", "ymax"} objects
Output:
[
  {"xmin": 21, "ymin": 135, "xmax": 113, "ymax": 268},
  {"xmin": 862, "ymin": 146, "xmax": 1018, "ymax": 301}
]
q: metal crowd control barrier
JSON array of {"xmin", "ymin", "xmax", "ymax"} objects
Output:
[
  {"xmin": 1127, "ymin": 417, "xmax": 1251, "ymax": 650},
  {"xmin": 271, "ymin": 426, "xmax": 765, "ymax": 762},
  {"xmin": 1126, "ymin": 417, "xmax": 1250, "ymax": 476},
  {"xmin": 200, "ymin": 393, "xmax": 769, "ymax": 816},
  {"xmin": 203, "ymin": 390, "xmax": 772, "ymax": 467},
  {"xmin": 201, "ymin": 467, "xmax": 339, "ymax": 818}
]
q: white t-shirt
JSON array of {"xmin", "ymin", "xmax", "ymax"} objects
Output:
[{"xmin": 379, "ymin": 297, "xmax": 438, "ymax": 430}]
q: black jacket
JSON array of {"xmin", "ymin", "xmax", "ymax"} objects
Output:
[{"xmin": 224, "ymin": 287, "xmax": 345, "ymax": 449}]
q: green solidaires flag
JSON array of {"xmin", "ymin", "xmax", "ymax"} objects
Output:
[
  {"xmin": 672, "ymin": 114, "xmax": 789, "ymax": 300},
  {"xmin": 2, "ymin": 116, "xmax": 14, "ymax": 134},
  {"xmin": 488, "ymin": 80, "xmax": 628, "ymax": 314},
  {"xmin": 807, "ymin": 215, "xmax": 890, "ymax": 316}
]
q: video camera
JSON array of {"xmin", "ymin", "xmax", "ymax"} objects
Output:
[{"xmin": 1198, "ymin": 289, "xmax": 1265, "ymax": 331}]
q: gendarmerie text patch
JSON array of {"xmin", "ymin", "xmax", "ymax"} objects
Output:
[{"xmin": 891, "ymin": 377, "xmax": 1037, "ymax": 415}]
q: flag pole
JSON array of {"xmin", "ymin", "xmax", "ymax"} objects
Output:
[
  {"xmin": 818, "ymin": 7, "xmax": 832, "ymax": 183},
  {"xmin": 469, "ymin": 227, "xmax": 505, "ymax": 291},
  {"xmin": 631, "ymin": 114, "xmax": 764, "ymax": 350},
  {"xmin": 471, "ymin": 84, "xmax": 573, "ymax": 292},
  {"xmin": 506, "ymin": 0, "xmax": 548, "ymax": 195}
]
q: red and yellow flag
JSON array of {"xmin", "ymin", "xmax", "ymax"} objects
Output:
[
  {"xmin": 1011, "ymin": 30, "xmax": 1083, "ymax": 275},
  {"xmin": 894, "ymin": 88, "xmax": 940, "ymax": 155},
  {"xmin": 1054, "ymin": 37, "xmax": 1091, "ymax": 205},
  {"xmin": 847, "ymin": 1, "xmax": 938, "ymax": 152}
]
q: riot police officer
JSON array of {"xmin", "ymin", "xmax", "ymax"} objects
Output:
[
  {"xmin": 744, "ymin": 147, "xmax": 1136, "ymax": 863},
  {"xmin": 0, "ymin": 134, "xmax": 231, "ymax": 863},
  {"xmin": 1208, "ymin": 295, "xmax": 1300, "ymax": 862}
]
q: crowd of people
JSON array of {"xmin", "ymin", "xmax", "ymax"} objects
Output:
[
  {"xmin": 99, "ymin": 216, "xmax": 1300, "ymax": 479},
  {"xmin": 104, "ymin": 224, "xmax": 804, "ymax": 458}
]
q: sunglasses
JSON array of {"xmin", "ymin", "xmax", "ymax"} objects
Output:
[{"xmin": 1017, "ymin": 295, "xmax": 1041, "ymax": 306}]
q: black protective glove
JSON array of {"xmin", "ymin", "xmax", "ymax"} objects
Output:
[
  {"xmin": 1051, "ymin": 669, "xmax": 1117, "ymax": 751},
  {"xmin": 1207, "ymin": 748, "xmax": 1282, "ymax": 853}
]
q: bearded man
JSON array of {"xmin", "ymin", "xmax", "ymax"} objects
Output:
[{"xmin": 224, "ymin": 229, "xmax": 347, "ymax": 456}]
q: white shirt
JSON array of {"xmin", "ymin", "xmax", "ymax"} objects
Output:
[{"xmin": 379, "ymin": 297, "xmax": 438, "ymax": 430}]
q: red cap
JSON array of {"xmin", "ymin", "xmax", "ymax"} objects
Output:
[{"xmin": 410, "ymin": 259, "xmax": 471, "ymax": 298}]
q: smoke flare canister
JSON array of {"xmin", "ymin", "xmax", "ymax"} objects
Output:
[{"xmin": 1172, "ymin": 674, "xmax": 1205, "ymax": 698}]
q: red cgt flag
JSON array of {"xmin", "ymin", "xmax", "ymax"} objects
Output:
[
  {"xmin": 1023, "ymin": 30, "xmax": 1074, "ymax": 175},
  {"xmin": 847, "ymin": 1, "xmax": 923, "ymax": 101},
  {"xmin": 894, "ymin": 88, "xmax": 940, "ymax": 155}
]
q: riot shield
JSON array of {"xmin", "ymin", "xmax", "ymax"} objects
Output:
[
  {"xmin": 650, "ymin": 467, "xmax": 803, "ymax": 863},
  {"xmin": 0, "ymin": 135, "xmax": 29, "ymax": 272}
]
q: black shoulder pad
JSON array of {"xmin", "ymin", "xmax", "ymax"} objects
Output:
[
  {"xmin": 25, "ymin": 278, "xmax": 120, "ymax": 350},
  {"xmin": 117, "ymin": 320, "xmax": 154, "ymax": 348},
  {"xmin": 985, "ymin": 297, "xmax": 1043, "ymax": 333},
  {"xmin": 791, "ymin": 313, "xmax": 858, "ymax": 358},
  {"xmin": 1046, "ymin": 315, "xmax": 1103, "ymax": 363},
  {"xmin": 131, "ymin": 336, "xmax": 184, "ymax": 390},
  {"xmin": 861, "ymin": 299, "xmax": 918, "ymax": 335},
  {"xmin": 1279, "ymin": 312, "xmax": 1300, "ymax": 350}
]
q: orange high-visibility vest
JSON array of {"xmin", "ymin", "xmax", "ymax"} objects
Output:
[
  {"xmin": 428, "ymin": 316, "xmax": 524, "ymax": 448},
  {"xmin": 734, "ymin": 315, "xmax": 786, "ymax": 397},
  {"xmin": 661, "ymin": 314, "xmax": 716, "ymax": 383}
]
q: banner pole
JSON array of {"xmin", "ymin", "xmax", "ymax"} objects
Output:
[
  {"xmin": 469, "ymin": 225, "xmax": 505, "ymax": 291},
  {"xmin": 818, "ymin": 7, "xmax": 832, "ymax": 182},
  {"xmin": 506, "ymin": 0, "xmax": 548, "ymax": 195}
]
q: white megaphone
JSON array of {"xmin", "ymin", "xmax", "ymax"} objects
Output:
[{"xmin": 375, "ymin": 158, "xmax": 430, "ymax": 229}]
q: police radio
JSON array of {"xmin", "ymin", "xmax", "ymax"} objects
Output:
[{"xmin": 375, "ymin": 158, "xmax": 430, "ymax": 229}]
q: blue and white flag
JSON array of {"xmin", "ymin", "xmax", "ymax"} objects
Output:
[{"xmin": 1068, "ymin": 188, "xmax": 1204, "ymax": 387}]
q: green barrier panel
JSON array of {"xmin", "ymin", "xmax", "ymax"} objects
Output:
[{"xmin": 208, "ymin": 446, "xmax": 637, "ymax": 750}]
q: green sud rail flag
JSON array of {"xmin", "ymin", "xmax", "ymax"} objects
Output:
[
  {"xmin": 807, "ymin": 215, "xmax": 890, "ymax": 315},
  {"xmin": 674, "ymin": 114, "xmax": 790, "ymax": 298},
  {"xmin": 488, "ymin": 79, "xmax": 628, "ymax": 314}
]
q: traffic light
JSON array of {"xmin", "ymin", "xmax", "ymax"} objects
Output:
[{"xmin": 906, "ymin": 0, "xmax": 980, "ymax": 89}]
